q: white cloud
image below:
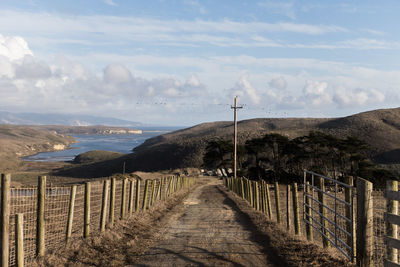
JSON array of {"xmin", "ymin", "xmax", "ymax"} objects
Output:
[
  {"xmin": 103, "ymin": 63, "xmax": 133, "ymax": 84},
  {"xmin": 303, "ymin": 80, "xmax": 327, "ymax": 95},
  {"xmin": 230, "ymin": 75, "xmax": 260, "ymax": 105},
  {"xmin": 0, "ymin": 34, "xmax": 33, "ymax": 61},
  {"xmin": 186, "ymin": 75, "xmax": 200, "ymax": 87},
  {"xmin": 4, "ymin": 10, "xmax": 398, "ymax": 53},
  {"xmin": 0, "ymin": 10, "xmax": 348, "ymax": 53},
  {"xmin": 269, "ymin": 76, "xmax": 287, "ymax": 90},
  {"xmin": 0, "ymin": 35, "xmax": 211, "ymax": 121},
  {"xmin": 15, "ymin": 55, "xmax": 51, "ymax": 79},
  {"xmin": 302, "ymin": 80, "xmax": 332, "ymax": 107},
  {"xmin": 0, "ymin": 32, "xmax": 397, "ymax": 125},
  {"xmin": 333, "ymin": 86, "xmax": 385, "ymax": 107},
  {"xmin": 0, "ymin": 57, "xmax": 14, "ymax": 78}
]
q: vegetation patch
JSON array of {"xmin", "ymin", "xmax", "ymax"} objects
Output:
[{"xmin": 73, "ymin": 150, "xmax": 124, "ymax": 164}]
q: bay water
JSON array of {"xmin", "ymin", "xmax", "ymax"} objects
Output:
[{"xmin": 24, "ymin": 128, "xmax": 179, "ymax": 162}]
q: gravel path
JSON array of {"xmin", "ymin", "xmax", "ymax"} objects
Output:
[{"xmin": 133, "ymin": 179, "xmax": 276, "ymax": 266}]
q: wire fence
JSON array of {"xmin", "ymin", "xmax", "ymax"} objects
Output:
[
  {"xmin": 1, "ymin": 174, "xmax": 195, "ymax": 267},
  {"xmin": 224, "ymin": 175, "xmax": 389, "ymax": 266}
]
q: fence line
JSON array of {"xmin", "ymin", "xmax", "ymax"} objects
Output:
[
  {"xmin": 224, "ymin": 172, "xmax": 387, "ymax": 267},
  {"xmin": 384, "ymin": 180, "xmax": 400, "ymax": 267},
  {"xmin": 0, "ymin": 174, "xmax": 195, "ymax": 267}
]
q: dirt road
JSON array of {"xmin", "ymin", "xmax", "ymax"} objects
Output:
[
  {"xmin": 41, "ymin": 177, "xmax": 352, "ymax": 266},
  {"xmin": 132, "ymin": 179, "xmax": 282, "ymax": 266}
]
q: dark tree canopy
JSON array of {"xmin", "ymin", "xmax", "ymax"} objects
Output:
[{"xmin": 203, "ymin": 131, "xmax": 393, "ymax": 185}]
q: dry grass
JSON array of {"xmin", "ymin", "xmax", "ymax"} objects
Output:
[
  {"xmin": 34, "ymin": 185, "xmax": 195, "ymax": 266},
  {"xmin": 0, "ymin": 125, "xmax": 74, "ymax": 172},
  {"xmin": 224, "ymin": 186, "xmax": 355, "ymax": 267}
]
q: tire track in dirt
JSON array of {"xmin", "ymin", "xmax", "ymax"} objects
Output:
[{"xmin": 132, "ymin": 179, "xmax": 279, "ymax": 266}]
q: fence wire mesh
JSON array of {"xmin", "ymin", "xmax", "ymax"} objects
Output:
[
  {"xmin": 373, "ymin": 190, "xmax": 386, "ymax": 266},
  {"xmin": 45, "ymin": 187, "xmax": 70, "ymax": 253},
  {"xmin": 90, "ymin": 181, "xmax": 103, "ymax": 233},
  {"xmin": 225, "ymin": 176, "xmax": 390, "ymax": 266},
  {"xmin": 0, "ymin": 175, "xmax": 191, "ymax": 267},
  {"xmin": 9, "ymin": 188, "xmax": 37, "ymax": 266}
]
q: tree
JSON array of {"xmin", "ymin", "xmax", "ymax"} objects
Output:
[{"xmin": 203, "ymin": 140, "xmax": 233, "ymax": 170}]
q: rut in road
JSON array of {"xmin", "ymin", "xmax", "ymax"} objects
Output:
[{"xmin": 133, "ymin": 179, "xmax": 284, "ymax": 266}]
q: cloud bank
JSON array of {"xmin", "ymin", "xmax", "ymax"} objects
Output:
[{"xmin": 0, "ymin": 34, "xmax": 397, "ymax": 124}]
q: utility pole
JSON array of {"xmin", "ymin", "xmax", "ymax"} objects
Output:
[{"xmin": 231, "ymin": 96, "xmax": 243, "ymax": 179}]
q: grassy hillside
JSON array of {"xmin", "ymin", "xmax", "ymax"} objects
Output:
[
  {"xmin": 0, "ymin": 125, "xmax": 75, "ymax": 172},
  {"xmin": 56, "ymin": 107, "xmax": 400, "ymax": 178}
]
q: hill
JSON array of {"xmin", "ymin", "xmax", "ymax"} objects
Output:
[
  {"xmin": 56, "ymin": 107, "xmax": 400, "ymax": 178},
  {"xmin": 0, "ymin": 125, "xmax": 75, "ymax": 172},
  {"xmin": 31, "ymin": 125, "xmax": 142, "ymax": 135},
  {"xmin": 0, "ymin": 111, "xmax": 143, "ymax": 127}
]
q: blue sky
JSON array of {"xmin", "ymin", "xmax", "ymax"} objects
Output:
[{"xmin": 0, "ymin": 0, "xmax": 399, "ymax": 125}]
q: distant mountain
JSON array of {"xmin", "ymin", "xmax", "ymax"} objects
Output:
[
  {"xmin": 56, "ymin": 107, "xmax": 400, "ymax": 178},
  {"xmin": 0, "ymin": 111, "xmax": 144, "ymax": 127},
  {"xmin": 127, "ymin": 106, "xmax": 400, "ymax": 169}
]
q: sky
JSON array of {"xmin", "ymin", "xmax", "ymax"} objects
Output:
[{"xmin": 0, "ymin": 1, "xmax": 400, "ymax": 126}]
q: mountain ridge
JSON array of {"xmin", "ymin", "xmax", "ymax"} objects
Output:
[
  {"xmin": 55, "ymin": 107, "xmax": 400, "ymax": 178},
  {"xmin": 0, "ymin": 111, "xmax": 144, "ymax": 127}
]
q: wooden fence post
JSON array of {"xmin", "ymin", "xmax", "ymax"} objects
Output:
[
  {"xmin": 150, "ymin": 180, "xmax": 156, "ymax": 207},
  {"xmin": 344, "ymin": 176, "xmax": 356, "ymax": 262},
  {"xmin": 128, "ymin": 179, "xmax": 135, "ymax": 216},
  {"xmin": 317, "ymin": 177, "xmax": 330, "ymax": 248},
  {"xmin": 84, "ymin": 182, "xmax": 91, "ymax": 238},
  {"xmin": 66, "ymin": 185, "xmax": 77, "ymax": 242},
  {"xmin": 1, "ymin": 173, "xmax": 10, "ymax": 267},
  {"xmin": 142, "ymin": 180, "xmax": 150, "ymax": 211},
  {"xmin": 265, "ymin": 183, "xmax": 272, "ymax": 219},
  {"xmin": 287, "ymin": 185, "xmax": 291, "ymax": 231},
  {"xmin": 249, "ymin": 181, "xmax": 254, "ymax": 207},
  {"xmin": 121, "ymin": 178, "xmax": 127, "ymax": 219},
  {"xmin": 260, "ymin": 181, "xmax": 265, "ymax": 213},
  {"xmin": 109, "ymin": 178, "xmax": 116, "ymax": 226},
  {"xmin": 305, "ymin": 182, "xmax": 313, "ymax": 241},
  {"xmin": 255, "ymin": 182, "xmax": 260, "ymax": 211},
  {"xmin": 356, "ymin": 177, "xmax": 374, "ymax": 267},
  {"xmin": 135, "ymin": 179, "xmax": 141, "ymax": 212},
  {"xmin": 275, "ymin": 182, "xmax": 281, "ymax": 224},
  {"xmin": 386, "ymin": 180, "xmax": 398, "ymax": 263},
  {"xmin": 100, "ymin": 180, "xmax": 110, "ymax": 232},
  {"xmin": 241, "ymin": 179, "xmax": 245, "ymax": 199},
  {"xmin": 37, "ymin": 175, "xmax": 46, "ymax": 256},
  {"xmin": 244, "ymin": 179, "xmax": 249, "ymax": 202},
  {"xmin": 16, "ymin": 213, "xmax": 24, "ymax": 267},
  {"xmin": 292, "ymin": 183, "xmax": 300, "ymax": 235},
  {"xmin": 156, "ymin": 180, "xmax": 162, "ymax": 201}
]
